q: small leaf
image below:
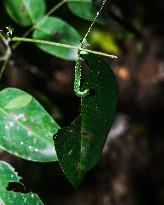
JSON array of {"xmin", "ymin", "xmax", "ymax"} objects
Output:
[
  {"xmin": 3, "ymin": 0, "xmax": 46, "ymax": 26},
  {"xmin": 32, "ymin": 16, "xmax": 81, "ymax": 60},
  {"xmin": 0, "ymin": 88, "xmax": 60, "ymax": 162},
  {"xmin": 68, "ymin": 0, "xmax": 97, "ymax": 22},
  {"xmin": 0, "ymin": 160, "xmax": 44, "ymax": 205},
  {"xmin": 54, "ymin": 54, "xmax": 118, "ymax": 187}
]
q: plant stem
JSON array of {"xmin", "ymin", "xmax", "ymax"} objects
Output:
[
  {"xmin": 46, "ymin": 0, "xmax": 67, "ymax": 16},
  {"xmin": 11, "ymin": 37, "xmax": 118, "ymax": 59},
  {"xmin": 0, "ymin": 33, "xmax": 12, "ymax": 79},
  {"xmin": 0, "ymin": 54, "xmax": 11, "ymax": 79},
  {"xmin": 12, "ymin": 27, "xmax": 34, "ymax": 49}
]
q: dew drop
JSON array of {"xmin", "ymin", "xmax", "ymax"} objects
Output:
[
  {"xmin": 68, "ymin": 150, "xmax": 72, "ymax": 155},
  {"xmin": 28, "ymin": 131, "xmax": 32, "ymax": 137},
  {"xmin": 9, "ymin": 121, "xmax": 14, "ymax": 127}
]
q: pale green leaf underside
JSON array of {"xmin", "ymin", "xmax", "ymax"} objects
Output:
[
  {"xmin": 0, "ymin": 88, "xmax": 60, "ymax": 162},
  {"xmin": 4, "ymin": 95, "xmax": 32, "ymax": 110}
]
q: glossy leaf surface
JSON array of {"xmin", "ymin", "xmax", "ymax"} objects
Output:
[
  {"xmin": 3, "ymin": 0, "xmax": 46, "ymax": 26},
  {"xmin": 0, "ymin": 161, "xmax": 44, "ymax": 205},
  {"xmin": 33, "ymin": 16, "xmax": 81, "ymax": 60},
  {"xmin": 54, "ymin": 54, "xmax": 118, "ymax": 187},
  {"xmin": 0, "ymin": 88, "xmax": 60, "ymax": 162}
]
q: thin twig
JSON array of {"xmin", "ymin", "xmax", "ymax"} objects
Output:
[
  {"xmin": 11, "ymin": 37, "xmax": 118, "ymax": 59},
  {"xmin": 46, "ymin": 0, "xmax": 67, "ymax": 16},
  {"xmin": 0, "ymin": 54, "xmax": 11, "ymax": 79},
  {"xmin": 0, "ymin": 33, "xmax": 12, "ymax": 79}
]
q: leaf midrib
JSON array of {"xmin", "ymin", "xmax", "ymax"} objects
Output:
[{"xmin": 20, "ymin": 0, "xmax": 34, "ymax": 24}]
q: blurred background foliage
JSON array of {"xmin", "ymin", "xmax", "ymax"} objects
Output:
[{"xmin": 0, "ymin": 0, "xmax": 164, "ymax": 205}]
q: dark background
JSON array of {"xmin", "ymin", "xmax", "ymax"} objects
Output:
[{"xmin": 0, "ymin": 0, "xmax": 164, "ymax": 204}]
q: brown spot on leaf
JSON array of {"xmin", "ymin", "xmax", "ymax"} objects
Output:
[
  {"xmin": 20, "ymin": 4, "xmax": 27, "ymax": 12},
  {"xmin": 53, "ymin": 32, "xmax": 61, "ymax": 38},
  {"xmin": 52, "ymin": 32, "xmax": 62, "ymax": 41},
  {"xmin": 81, "ymin": 130, "xmax": 93, "ymax": 140},
  {"xmin": 20, "ymin": 4, "xmax": 32, "ymax": 21},
  {"xmin": 76, "ymin": 162, "xmax": 85, "ymax": 171}
]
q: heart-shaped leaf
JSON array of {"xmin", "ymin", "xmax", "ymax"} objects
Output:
[
  {"xmin": 32, "ymin": 16, "xmax": 81, "ymax": 60},
  {"xmin": 3, "ymin": 0, "xmax": 46, "ymax": 26},
  {"xmin": 0, "ymin": 160, "xmax": 44, "ymax": 205},
  {"xmin": 54, "ymin": 54, "xmax": 118, "ymax": 187},
  {"xmin": 0, "ymin": 88, "xmax": 60, "ymax": 162}
]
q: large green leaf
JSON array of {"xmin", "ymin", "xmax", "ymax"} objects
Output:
[
  {"xmin": 32, "ymin": 16, "xmax": 81, "ymax": 60},
  {"xmin": 0, "ymin": 88, "xmax": 60, "ymax": 162},
  {"xmin": 54, "ymin": 54, "xmax": 118, "ymax": 187},
  {"xmin": 0, "ymin": 161, "xmax": 44, "ymax": 205},
  {"xmin": 3, "ymin": 0, "xmax": 46, "ymax": 26}
]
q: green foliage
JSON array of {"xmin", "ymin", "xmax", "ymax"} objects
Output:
[
  {"xmin": 0, "ymin": 0, "xmax": 118, "ymax": 204},
  {"xmin": 33, "ymin": 16, "xmax": 81, "ymax": 60},
  {"xmin": 0, "ymin": 88, "xmax": 59, "ymax": 162},
  {"xmin": 54, "ymin": 54, "xmax": 117, "ymax": 187},
  {"xmin": 3, "ymin": 0, "xmax": 81, "ymax": 60},
  {"xmin": 3, "ymin": 0, "xmax": 46, "ymax": 26},
  {"xmin": 0, "ymin": 161, "xmax": 44, "ymax": 204}
]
